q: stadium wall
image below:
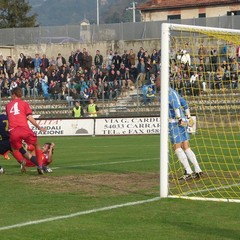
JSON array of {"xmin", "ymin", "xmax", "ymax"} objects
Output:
[{"xmin": 0, "ymin": 39, "xmax": 160, "ymax": 64}]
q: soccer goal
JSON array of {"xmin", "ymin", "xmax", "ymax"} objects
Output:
[{"xmin": 160, "ymin": 23, "xmax": 240, "ymax": 202}]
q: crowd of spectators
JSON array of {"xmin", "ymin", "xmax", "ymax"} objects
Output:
[
  {"xmin": 1, "ymin": 41, "xmax": 238, "ymax": 105},
  {"xmin": 0, "ymin": 47, "xmax": 161, "ymax": 104},
  {"xmin": 169, "ymin": 42, "xmax": 240, "ymax": 96}
]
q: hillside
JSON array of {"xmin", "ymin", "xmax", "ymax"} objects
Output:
[{"xmin": 29, "ymin": 0, "xmax": 146, "ymax": 26}]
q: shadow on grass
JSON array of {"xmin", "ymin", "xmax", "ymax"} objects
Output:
[{"xmin": 167, "ymin": 220, "xmax": 240, "ymax": 239}]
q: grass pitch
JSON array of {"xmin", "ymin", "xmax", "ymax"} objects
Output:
[{"xmin": 0, "ymin": 135, "xmax": 240, "ymax": 240}]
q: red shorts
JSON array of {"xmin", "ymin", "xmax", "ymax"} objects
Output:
[{"xmin": 9, "ymin": 126, "xmax": 37, "ymax": 150}]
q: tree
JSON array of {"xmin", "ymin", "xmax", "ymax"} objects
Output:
[
  {"xmin": 105, "ymin": 11, "xmax": 121, "ymax": 24},
  {"xmin": 0, "ymin": 0, "xmax": 37, "ymax": 28}
]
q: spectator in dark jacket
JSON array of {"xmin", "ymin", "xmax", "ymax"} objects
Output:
[
  {"xmin": 94, "ymin": 50, "xmax": 103, "ymax": 71},
  {"xmin": 17, "ymin": 53, "xmax": 28, "ymax": 70}
]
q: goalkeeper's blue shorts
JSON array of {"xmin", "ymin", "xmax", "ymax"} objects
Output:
[{"xmin": 169, "ymin": 123, "xmax": 190, "ymax": 144}]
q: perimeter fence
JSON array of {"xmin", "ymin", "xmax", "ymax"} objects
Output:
[{"xmin": 0, "ymin": 16, "xmax": 240, "ymax": 45}]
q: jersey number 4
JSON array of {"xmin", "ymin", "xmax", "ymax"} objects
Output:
[{"xmin": 10, "ymin": 102, "xmax": 20, "ymax": 115}]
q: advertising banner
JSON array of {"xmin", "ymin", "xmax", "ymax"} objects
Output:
[
  {"xmin": 29, "ymin": 119, "xmax": 94, "ymax": 136},
  {"xmin": 29, "ymin": 117, "xmax": 196, "ymax": 137},
  {"xmin": 95, "ymin": 116, "xmax": 196, "ymax": 135},
  {"xmin": 95, "ymin": 117, "xmax": 160, "ymax": 135}
]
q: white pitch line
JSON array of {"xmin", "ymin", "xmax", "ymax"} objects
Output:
[
  {"xmin": 30, "ymin": 157, "xmax": 158, "ymax": 171},
  {"xmin": 0, "ymin": 197, "xmax": 160, "ymax": 231}
]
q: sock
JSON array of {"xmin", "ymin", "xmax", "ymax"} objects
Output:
[
  {"xmin": 13, "ymin": 149, "xmax": 38, "ymax": 167},
  {"xmin": 36, "ymin": 149, "xmax": 43, "ymax": 168},
  {"xmin": 3, "ymin": 151, "xmax": 10, "ymax": 160},
  {"xmin": 42, "ymin": 165, "xmax": 48, "ymax": 172},
  {"xmin": 30, "ymin": 156, "xmax": 39, "ymax": 166},
  {"xmin": 12, "ymin": 150, "xmax": 25, "ymax": 164},
  {"xmin": 185, "ymin": 148, "xmax": 202, "ymax": 173},
  {"xmin": 175, "ymin": 148, "xmax": 193, "ymax": 174}
]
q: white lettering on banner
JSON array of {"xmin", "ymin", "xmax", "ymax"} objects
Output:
[
  {"xmin": 96, "ymin": 117, "xmax": 161, "ymax": 135},
  {"xmin": 29, "ymin": 119, "xmax": 94, "ymax": 136}
]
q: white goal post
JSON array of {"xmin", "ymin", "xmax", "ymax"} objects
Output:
[{"xmin": 160, "ymin": 23, "xmax": 240, "ymax": 202}]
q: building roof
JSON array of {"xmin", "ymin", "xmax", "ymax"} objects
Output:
[
  {"xmin": 137, "ymin": 0, "xmax": 240, "ymax": 11},
  {"xmin": 80, "ymin": 19, "xmax": 90, "ymax": 25}
]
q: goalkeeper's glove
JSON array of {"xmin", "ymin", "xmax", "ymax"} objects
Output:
[
  {"xmin": 185, "ymin": 115, "xmax": 194, "ymax": 127},
  {"xmin": 187, "ymin": 117, "xmax": 194, "ymax": 127},
  {"xmin": 178, "ymin": 118, "xmax": 187, "ymax": 127}
]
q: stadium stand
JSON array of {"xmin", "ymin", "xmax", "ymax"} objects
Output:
[{"xmin": 0, "ymin": 43, "xmax": 240, "ymax": 118}]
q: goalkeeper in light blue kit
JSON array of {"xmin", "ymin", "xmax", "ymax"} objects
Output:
[{"xmin": 168, "ymin": 87, "xmax": 203, "ymax": 180}]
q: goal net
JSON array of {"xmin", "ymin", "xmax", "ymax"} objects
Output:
[{"xmin": 160, "ymin": 23, "xmax": 240, "ymax": 202}]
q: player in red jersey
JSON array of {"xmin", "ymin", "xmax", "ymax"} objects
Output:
[
  {"xmin": 19, "ymin": 142, "xmax": 55, "ymax": 173},
  {"xmin": 5, "ymin": 87, "xmax": 46, "ymax": 174}
]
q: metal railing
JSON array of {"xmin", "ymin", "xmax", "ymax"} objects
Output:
[{"xmin": 1, "ymin": 16, "xmax": 240, "ymax": 45}]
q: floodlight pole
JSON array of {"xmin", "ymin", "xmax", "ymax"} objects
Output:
[
  {"xmin": 132, "ymin": 2, "xmax": 136, "ymax": 23},
  {"xmin": 97, "ymin": 0, "xmax": 100, "ymax": 25},
  {"xmin": 127, "ymin": 2, "xmax": 137, "ymax": 23}
]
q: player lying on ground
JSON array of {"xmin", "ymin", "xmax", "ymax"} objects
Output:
[
  {"xmin": 1, "ymin": 142, "xmax": 54, "ymax": 174},
  {"xmin": 19, "ymin": 142, "xmax": 54, "ymax": 173},
  {"xmin": 0, "ymin": 113, "xmax": 51, "ymax": 174}
]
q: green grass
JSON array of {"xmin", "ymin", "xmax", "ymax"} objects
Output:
[{"xmin": 0, "ymin": 135, "xmax": 240, "ymax": 239}]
